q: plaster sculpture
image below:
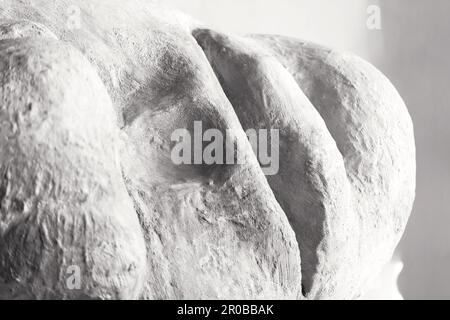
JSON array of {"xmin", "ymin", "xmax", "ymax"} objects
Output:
[{"xmin": 0, "ymin": 0, "xmax": 415, "ymax": 300}]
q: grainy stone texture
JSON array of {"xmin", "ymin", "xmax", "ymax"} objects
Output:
[
  {"xmin": 194, "ymin": 29, "xmax": 359, "ymax": 299},
  {"xmin": 118, "ymin": 28, "xmax": 301, "ymax": 300},
  {"xmin": 0, "ymin": 20, "xmax": 58, "ymax": 40},
  {"xmin": 251, "ymin": 35, "xmax": 416, "ymax": 296},
  {"xmin": 0, "ymin": 36, "xmax": 147, "ymax": 299},
  {"xmin": 0, "ymin": 0, "xmax": 415, "ymax": 300},
  {"xmin": 0, "ymin": 1, "xmax": 302, "ymax": 300}
]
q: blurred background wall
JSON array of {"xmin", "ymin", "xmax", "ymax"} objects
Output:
[
  {"xmin": 161, "ymin": 0, "xmax": 450, "ymax": 299},
  {"xmin": 380, "ymin": 0, "xmax": 450, "ymax": 300}
]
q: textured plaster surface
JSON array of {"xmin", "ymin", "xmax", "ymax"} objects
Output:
[{"xmin": 0, "ymin": 0, "xmax": 415, "ymax": 299}]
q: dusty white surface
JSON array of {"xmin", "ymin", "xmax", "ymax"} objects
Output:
[
  {"xmin": 253, "ymin": 35, "xmax": 416, "ymax": 295},
  {"xmin": 0, "ymin": 35, "xmax": 146, "ymax": 299},
  {"xmin": 195, "ymin": 30, "xmax": 359, "ymax": 299},
  {"xmin": 362, "ymin": 259, "xmax": 404, "ymax": 300},
  {"xmin": 0, "ymin": 0, "xmax": 415, "ymax": 299}
]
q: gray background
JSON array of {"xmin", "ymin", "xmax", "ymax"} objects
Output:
[{"xmin": 162, "ymin": 0, "xmax": 450, "ymax": 299}]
